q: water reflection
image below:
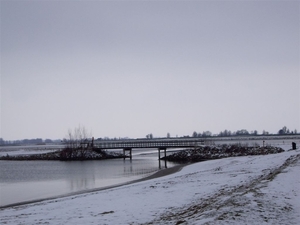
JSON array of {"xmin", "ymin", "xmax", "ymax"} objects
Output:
[
  {"xmin": 0, "ymin": 155, "xmax": 181, "ymax": 207},
  {"xmin": 63, "ymin": 161, "xmax": 97, "ymax": 191},
  {"xmin": 159, "ymin": 159, "xmax": 168, "ymax": 169},
  {"xmin": 123, "ymin": 161, "xmax": 133, "ymax": 174}
]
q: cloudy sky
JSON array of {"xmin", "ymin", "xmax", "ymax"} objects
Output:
[{"xmin": 1, "ymin": 0, "xmax": 299, "ymax": 140}]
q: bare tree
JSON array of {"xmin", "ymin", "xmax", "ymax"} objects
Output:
[
  {"xmin": 146, "ymin": 133, "xmax": 153, "ymax": 139},
  {"xmin": 61, "ymin": 125, "xmax": 92, "ymax": 160},
  {"xmin": 192, "ymin": 131, "xmax": 198, "ymax": 138}
]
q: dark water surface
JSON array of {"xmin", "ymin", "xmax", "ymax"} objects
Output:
[{"xmin": 0, "ymin": 148, "xmax": 181, "ymax": 207}]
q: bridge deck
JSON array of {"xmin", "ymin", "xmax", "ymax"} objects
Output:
[{"xmin": 93, "ymin": 139, "xmax": 204, "ymax": 150}]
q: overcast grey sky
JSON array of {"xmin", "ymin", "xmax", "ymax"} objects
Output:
[{"xmin": 1, "ymin": 0, "xmax": 299, "ymax": 140}]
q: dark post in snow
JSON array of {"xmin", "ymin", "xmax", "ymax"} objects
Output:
[{"xmin": 292, "ymin": 142, "xmax": 296, "ymax": 150}]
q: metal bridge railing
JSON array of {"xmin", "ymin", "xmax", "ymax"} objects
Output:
[{"xmin": 93, "ymin": 139, "xmax": 204, "ymax": 149}]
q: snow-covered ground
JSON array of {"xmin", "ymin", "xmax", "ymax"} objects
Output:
[{"xmin": 1, "ymin": 146, "xmax": 299, "ymax": 225}]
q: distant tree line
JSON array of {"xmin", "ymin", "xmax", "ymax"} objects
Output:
[
  {"xmin": 1, "ymin": 126, "xmax": 298, "ymax": 146},
  {"xmin": 146, "ymin": 126, "xmax": 298, "ymax": 139},
  {"xmin": 0, "ymin": 138, "xmax": 61, "ymax": 146},
  {"xmin": 190, "ymin": 126, "xmax": 297, "ymax": 138},
  {"xmin": 277, "ymin": 126, "xmax": 297, "ymax": 135}
]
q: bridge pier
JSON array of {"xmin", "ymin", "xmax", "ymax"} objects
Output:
[
  {"xmin": 158, "ymin": 147, "xmax": 167, "ymax": 160},
  {"xmin": 123, "ymin": 148, "xmax": 132, "ymax": 160},
  {"xmin": 158, "ymin": 147, "xmax": 167, "ymax": 169}
]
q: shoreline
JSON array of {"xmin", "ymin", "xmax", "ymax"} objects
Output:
[
  {"xmin": 0, "ymin": 163, "xmax": 187, "ymax": 209},
  {"xmin": 1, "ymin": 151, "xmax": 299, "ymax": 224}
]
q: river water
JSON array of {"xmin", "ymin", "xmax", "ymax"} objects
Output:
[
  {"xmin": 0, "ymin": 146, "xmax": 181, "ymax": 207},
  {"xmin": 1, "ymin": 137, "xmax": 298, "ymax": 208}
]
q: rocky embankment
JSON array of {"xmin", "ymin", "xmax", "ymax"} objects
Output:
[
  {"xmin": 0, "ymin": 148, "xmax": 125, "ymax": 161},
  {"xmin": 162, "ymin": 145, "xmax": 285, "ymax": 162}
]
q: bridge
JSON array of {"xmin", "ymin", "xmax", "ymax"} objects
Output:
[{"xmin": 93, "ymin": 138, "xmax": 205, "ymax": 160}]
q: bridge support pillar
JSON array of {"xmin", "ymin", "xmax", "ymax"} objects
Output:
[
  {"xmin": 158, "ymin": 148, "xmax": 167, "ymax": 159},
  {"xmin": 158, "ymin": 148, "xmax": 167, "ymax": 169},
  {"xmin": 123, "ymin": 148, "xmax": 132, "ymax": 160}
]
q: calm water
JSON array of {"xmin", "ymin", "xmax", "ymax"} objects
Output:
[
  {"xmin": 0, "ymin": 148, "xmax": 181, "ymax": 207},
  {"xmin": 1, "ymin": 138, "xmax": 298, "ymax": 207}
]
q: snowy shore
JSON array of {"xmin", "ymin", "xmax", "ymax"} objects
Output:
[{"xmin": 1, "ymin": 147, "xmax": 299, "ymax": 224}]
